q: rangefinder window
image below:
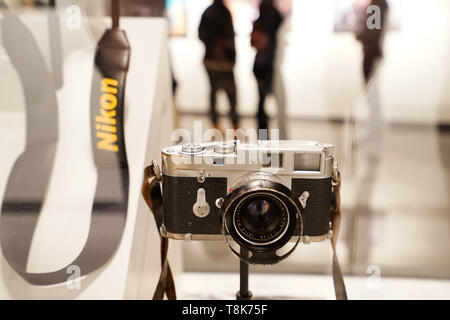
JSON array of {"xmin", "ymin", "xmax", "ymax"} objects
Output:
[
  {"xmin": 261, "ymin": 153, "xmax": 283, "ymax": 168},
  {"xmin": 293, "ymin": 153, "xmax": 321, "ymax": 172},
  {"xmin": 213, "ymin": 157, "xmax": 224, "ymax": 165}
]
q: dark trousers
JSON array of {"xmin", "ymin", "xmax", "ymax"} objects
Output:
[
  {"xmin": 254, "ymin": 65, "xmax": 274, "ymax": 131},
  {"xmin": 206, "ymin": 68, "xmax": 238, "ymax": 127},
  {"xmin": 363, "ymin": 53, "xmax": 381, "ymax": 83}
]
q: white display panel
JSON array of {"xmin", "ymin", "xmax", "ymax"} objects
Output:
[{"xmin": 0, "ymin": 15, "xmax": 180, "ymax": 299}]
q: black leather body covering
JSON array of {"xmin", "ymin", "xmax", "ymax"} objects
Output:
[{"xmin": 162, "ymin": 176, "xmax": 332, "ymax": 237}]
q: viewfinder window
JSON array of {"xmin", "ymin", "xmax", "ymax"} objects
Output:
[{"xmin": 294, "ymin": 153, "xmax": 321, "ymax": 172}]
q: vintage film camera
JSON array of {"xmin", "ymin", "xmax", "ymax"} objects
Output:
[{"xmin": 158, "ymin": 140, "xmax": 337, "ymax": 264}]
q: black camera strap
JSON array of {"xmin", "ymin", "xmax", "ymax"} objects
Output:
[
  {"xmin": 0, "ymin": 0, "xmax": 130, "ymax": 285},
  {"xmin": 330, "ymin": 171, "xmax": 348, "ymax": 300},
  {"xmin": 142, "ymin": 162, "xmax": 347, "ymax": 300}
]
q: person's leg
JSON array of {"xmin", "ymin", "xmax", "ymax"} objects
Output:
[
  {"xmin": 257, "ymin": 78, "xmax": 269, "ymax": 131},
  {"xmin": 206, "ymin": 69, "xmax": 219, "ymax": 126},
  {"xmin": 223, "ymin": 71, "xmax": 239, "ymax": 128},
  {"xmin": 256, "ymin": 66, "xmax": 273, "ymax": 134},
  {"xmin": 363, "ymin": 54, "xmax": 376, "ymax": 84}
]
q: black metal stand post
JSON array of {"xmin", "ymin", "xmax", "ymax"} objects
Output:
[{"xmin": 236, "ymin": 247, "xmax": 252, "ymax": 300}]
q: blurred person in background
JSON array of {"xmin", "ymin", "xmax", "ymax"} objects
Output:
[
  {"xmin": 346, "ymin": 0, "xmax": 389, "ymax": 268},
  {"xmin": 251, "ymin": 0, "xmax": 283, "ymax": 137},
  {"xmin": 199, "ymin": 0, "xmax": 238, "ymax": 130},
  {"xmin": 355, "ymin": 0, "xmax": 389, "ymax": 83},
  {"xmin": 1, "ymin": 0, "xmax": 51, "ymax": 7},
  {"xmin": 353, "ymin": 0, "xmax": 389, "ymax": 141},
  {"xmin": 120, "ymin": 0, "xmax": 165, "ymax": 17}
]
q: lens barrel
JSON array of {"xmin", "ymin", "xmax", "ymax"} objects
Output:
[{"xmin": 220, "ymin": 173, "xmax": 302, "ymax": 254}]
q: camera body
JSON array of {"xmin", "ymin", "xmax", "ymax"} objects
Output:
[{"xmin": 160, "ymin": 140, "xmax": 335, "ymax": 247}]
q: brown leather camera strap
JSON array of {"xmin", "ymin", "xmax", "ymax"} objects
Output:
[
  {"xmin": 142, "ymin": 163, "xmax": 176, "ymax": 300},
  {"xmin": 142, "ymin": 162, "xmax": 347, "ymax": 300},
  {"xmin": 331, "ymin": 170, "xmax": 348, "ymax": 300}
]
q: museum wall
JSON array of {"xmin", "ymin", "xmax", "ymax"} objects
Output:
[{"xmin": 171, "ymin": 0, "xmax": 450, "ymax": 125}]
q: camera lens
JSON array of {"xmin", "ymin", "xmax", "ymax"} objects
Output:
[
  {"xmin": 221, "ymin": 172, "xmax": 304, "ymax": 264},
  {"xmin": 233, "ymin": 194, "xmax": 289, "ymax": 246},
  {"xmin": 245, "ymin": 200, "xmax": 276, "ymax": 227}
]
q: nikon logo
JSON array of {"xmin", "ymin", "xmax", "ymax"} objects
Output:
[{"xmin": 96, "ymin": 78, "xmax": 119, "ymax": 152}]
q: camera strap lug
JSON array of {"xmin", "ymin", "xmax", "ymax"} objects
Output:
[
  {"xmin": 142, "ymin": 162, "xmax": 177, "ymax": 300},
  {"xmin": 159, "ymin": 224, "xmax": 168, "ymax": 238},
  {"xmin": 303, "ymin": 235, "xmax": 311, "ymax": 245}
]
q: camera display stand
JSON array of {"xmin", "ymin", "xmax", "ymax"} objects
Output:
[{"xmin": 236, "ymin": 248, "xmax": 253, "ymax": 300}]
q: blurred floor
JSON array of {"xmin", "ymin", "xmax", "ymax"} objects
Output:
[
  {"xmin": 177, "ymin": 113, "xmax": 450, "ymax": 279},
  {"xmin": 179, "ymin": 272, "xmax": 450, "ymax": 300}
]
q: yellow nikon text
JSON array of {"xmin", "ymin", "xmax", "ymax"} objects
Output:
[{"xmin": 96, "ymin": 78, "xmax": 119, "ymax": 152}]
